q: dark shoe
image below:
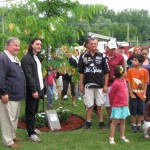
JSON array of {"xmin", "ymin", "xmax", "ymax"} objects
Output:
[
  {"xmin": 83, "ymin": 122, "xmax": 92, "ymax": 129},
  {"xmin": 131, "ymin": 126, "xmax": 137, "ymax": 133},
  {"xmin": 8, "ymin": 143, "xmax": 21, "ymax": 148},
  {"xmin": 137, "ymin": 126, "xmax": 143, "ymax": 132},
  {"xmin": 99, "ymin": 122, "xmax": 106, "ymax": 130},
  {"xmin": 13, "ymin": 137, "xmax": 23, "ymax": 142}
]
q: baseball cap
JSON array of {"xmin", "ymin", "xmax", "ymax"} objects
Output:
[{"xmin": 107, "ymin": 40, "xmax": 117, "ymax": 49}]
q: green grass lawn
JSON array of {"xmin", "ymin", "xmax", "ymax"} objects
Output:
[{"xmin": 0, "ymin": 96, "xmax": 150, "ymax": 150}]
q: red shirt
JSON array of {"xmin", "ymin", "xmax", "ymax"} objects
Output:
[
  {"xmin": 47, "ymin": 71, "xmax": 56, "ymax": 85},
  {"xmin": 109, "ymin": 78, "xmax": 128, "ymax": 107},
  {"xmin": 108, "ymin": 53, "xmax": 124, "ymax": 86}
]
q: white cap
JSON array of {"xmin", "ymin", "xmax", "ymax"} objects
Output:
[{"xmin": 107, "ymin": 40, "xmax": 117, "ymax": 49}]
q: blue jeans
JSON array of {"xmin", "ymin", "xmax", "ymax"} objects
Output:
[{"xmin": 47, "ymin": 84, "xmax": 53, "ymax": 106}]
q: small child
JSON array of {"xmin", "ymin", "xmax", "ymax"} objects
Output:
[
  {"xmin": 109, "ymin": 65, "xmax": 130, "ymax": 144},
  {"xmin": 126, "ymin": 54, "xmax": 149, "ymax": 133},
  {"xmin": 46, "ymin": 66, "xmax": 57, "ymax": 108},
  {"xmin": 142, "ymin": 101, "xmax": 150, "ymax": 138}
]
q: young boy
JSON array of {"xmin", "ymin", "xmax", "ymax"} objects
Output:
[{"xmin": 126, "ymin": 54, "xmax": 149, "ymax": 133}]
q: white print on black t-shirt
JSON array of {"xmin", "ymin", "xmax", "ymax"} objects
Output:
[
  {"xmin": 84, "ymin": 66, "xmax": 102, "ymax": 73},
  {"xmin": 85, "ymin": 83, "xmax": 100, "ymax": 88},
  {"xmin": 95, "ymin": 56, "xmax": 102, "ymax": 64}
]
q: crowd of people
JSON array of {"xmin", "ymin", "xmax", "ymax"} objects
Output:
[
  {"xmin": 0, "ymin": 36, "xmax": 150, "ymax": 148},
  {"xmin": 78, "ymin": 37, "xmax": 150, "ymax": 144}
]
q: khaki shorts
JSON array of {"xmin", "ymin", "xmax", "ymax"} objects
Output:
[
  {"xmin": 104, "ymin": 86, "xmax": 111, "ymax": 107},
  {"xmin": 83, "ymin": 88, "xmax": 105, "ymax": 108}
]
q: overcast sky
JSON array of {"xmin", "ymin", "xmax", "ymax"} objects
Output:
[
  {"xmin": 77, "ymin": 0, "xmax": 149, "ymax": 12},
  {"xmin": 0, "ymin": 0, "xmax": 149, "ymax": 12}
]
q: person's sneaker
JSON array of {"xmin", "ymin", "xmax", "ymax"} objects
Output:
[
  {"xmin": 29, "ymin": 134, "xmax": 41, "ymax": 142},
  {"xmin": 54, "ymin": 97, "xmax": 58, "ymax": 100},
  {"xmin": 83, "ymin": 122, "xmax": 92, "ymax": 129},
  {"xmin": 78, "ymin": 97, "xmax": 82, "ymax": 100},
  {"xmin": 34, "ymin": 129, "xmax": 42, "ymax": 135},
  {"xmin": 120, "ymin": 136, "xmax": 130, "ymax": 143},
  {"xmin": 131, "ymin": 125, "xmax": 137, "ymax": 133},
  {"xmin": 137, "ymin": 126, "xmax": 143, "ymax": 132},
  {"xmin": 109, "ymin": 137, "xmax": 116, "ymax": 145},
  {"xmin": 99, "ymin": 122, "xmax": 106, "ymax": 130},
  {"xmin": 63, "ymin": 95, "xmax": 68, "ymax": 100}
]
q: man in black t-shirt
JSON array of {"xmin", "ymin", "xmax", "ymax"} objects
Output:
[{"xmin": 78, "ymin": 37, "xmax": 109, "ymax": 129}]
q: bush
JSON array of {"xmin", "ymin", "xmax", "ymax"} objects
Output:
[
  {"xmin": 20, "ymin": 112, "xmax": 48, "ymax": 128},
  {"xmin": 20, "ymin": 108, "xmax": 71, "ymax": 128},
  {"xmin": 56, "ymin": 107, "xmax": 71, "ymax": 123},
  {"xmin": 35, "ymin": 112, "xmax": 48, "ymax": 128}
]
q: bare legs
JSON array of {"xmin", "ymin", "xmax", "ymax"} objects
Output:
[
  {"xmin": 109, "ymin": 118, "xmax": 129, "ymax": 144},
  {"xmin": 59, "ymin": 94, "xmax": 77, "ymax": 106},
  {"xmin": 97, "ymin": 106, "xmax": 104, "ymax": 122}
]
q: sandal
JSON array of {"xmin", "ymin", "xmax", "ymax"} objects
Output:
[
  {"xmin": 109, "ymin": 137, "xmax": 116, "ymax": 145},
  {"xmin": 120, "ymin": 136, "xmax": 130, "ymax": 143}
]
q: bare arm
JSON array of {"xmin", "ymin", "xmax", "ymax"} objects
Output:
[
  {"xmin": 143, "ymin": 82, "xmax": 147, "ymax": 100},
  {"xmin": 127, "ymin": 81, "xmax": 136, "ymax": 98},
  {"xmin": 103, "ymin": 73, "xmax": 109, "ymax": 93},
  {"xmin": 79, "ymin": 73, "xmax": 84, "ymax": 93}
]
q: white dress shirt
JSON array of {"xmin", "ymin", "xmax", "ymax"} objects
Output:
[{"xmin": 34, "ymin": 55, "xmax": 44, "ymax": 90}]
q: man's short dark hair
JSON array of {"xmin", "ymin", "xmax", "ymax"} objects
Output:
[
  {"xmin": 84, "ymin": 36, "xmax": 91, "ymax": 48},
  {"xmin": 133, "ymin": 54, "xmax": 145, "ymax": 63}
]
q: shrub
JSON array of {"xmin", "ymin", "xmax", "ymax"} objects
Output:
[
  {"xmin": 20, "ymin": 112, "xmax": 48, "ymax": 128},
  {"xmin": 56, "ymin": 107, "xmax": 71, "ymax": 123},
  {"xmin": 20, "ymin": 108, "xmax": 71, "ymax": 128},
  {"xmin": 35, "ymin": 112, "xmax": 48, "ymax": 128}
]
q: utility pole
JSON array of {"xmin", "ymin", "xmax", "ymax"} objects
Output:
[{"xmin": 2, "ymin": 15, "xmax": 4, "ymax": 48}]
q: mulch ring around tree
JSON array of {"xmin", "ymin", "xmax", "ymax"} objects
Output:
[{"xmin": 18, "ymin": 114, "xmax": 85, "ymax": 132}]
